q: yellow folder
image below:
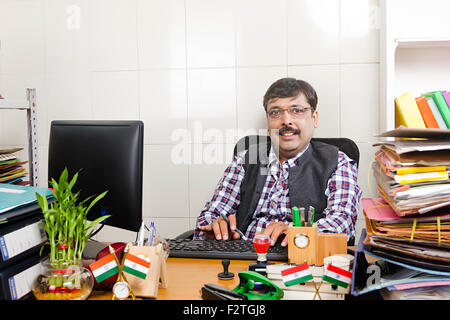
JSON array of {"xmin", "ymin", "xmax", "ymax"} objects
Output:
[{"xmin": 395, "ymin": 92, "xmax": 426, "ymax": 128}]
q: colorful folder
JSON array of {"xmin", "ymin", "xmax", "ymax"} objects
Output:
[
  {"xmin": 395, "ymin": 92, "xmax": 426, "ymax": 128},
  {"xmin": 415, "ymin": 96, "xmax": 439, "ymax": 128},
  {"xmin": 426, "ymin": 97, "xmax": 448, "ymax": 129},
  {"xmin": 423, "ymin": 91, "xmax": 450, "ymax": 128}
]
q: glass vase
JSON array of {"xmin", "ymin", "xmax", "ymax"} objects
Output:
[{"xmin": 31, "ymin": 258, "xmax": 94, "ymax": 300}]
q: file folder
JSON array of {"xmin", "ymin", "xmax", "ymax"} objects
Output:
[
  {"xmin": 0, "ymin": 199, "xmax": 54, "ymax": 225},
  {"xmin": 0, "ymin": 214, "xmax": 47, "ymax": 270},
  {"xmin": 0, "ymin": 183, "xmax": 52, "ymax": 214},
  {"xmin": 0, "ymin": 254, "xmax": 44, "ymax": 300}
]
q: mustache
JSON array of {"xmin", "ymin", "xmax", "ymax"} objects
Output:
[{"xmin": 277, "ymin": 126, "xmax": 300, "ymax": 135}]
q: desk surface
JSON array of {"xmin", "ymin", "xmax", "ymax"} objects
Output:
[{"xmin": 89, "ymin": 257, "xmax": 253, "ymax": 300}]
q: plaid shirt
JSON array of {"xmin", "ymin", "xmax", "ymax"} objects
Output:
[{"xmin": 194, "ymin": 144, "xmax": 361, "ymax": 241}]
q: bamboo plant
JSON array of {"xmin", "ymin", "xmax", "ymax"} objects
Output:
[{"xmin": 36, "ymin": 168, "xmax": 110, "ymax": 265}]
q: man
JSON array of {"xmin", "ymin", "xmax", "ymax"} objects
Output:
[{"xmin": 194, "ymin": 77, "xmax": 361, "ymax": 246}]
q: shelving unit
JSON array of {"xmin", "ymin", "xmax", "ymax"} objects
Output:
[
  {"xmin": 380, "ymin": 0, "xmax": 450, "ymax": 133},
  {"xmin": 0, "ymin": 88, "xmax": 39, "ymax": 186}
]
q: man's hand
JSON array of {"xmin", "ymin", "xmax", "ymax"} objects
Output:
[
  {"xmin": 199, "ymin": 214, "xmax": 241, "ymax": 240},
  {"xmin": 260, "ymin": 221, "xmax": 289, "ymax": 246}
]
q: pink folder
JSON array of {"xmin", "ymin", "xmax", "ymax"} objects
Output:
[{"xmin": 443, "ymin": 90, "xmax": 450, "ymax": 110}]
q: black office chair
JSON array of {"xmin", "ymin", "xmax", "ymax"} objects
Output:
[
  {"xmin": 233, "ymin": 135, "xmax": 359, "ymax": 168},
  {"xmin": 177, "ymin": 135, "xmax": 360, "ymax": 245}
]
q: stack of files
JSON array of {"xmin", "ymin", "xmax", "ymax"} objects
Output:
[
  {"xmin": 372, "ymin": 131, "xmax": 450, "ymax": 216},
  {"xmin": 0, "ymin": 184, "xmax": 53, "ymax": 300},
  {"xmin": 380, "ymin": 285, "xmax": 450, "ymax": 300},
  {"xmin": 266, "ymin": 254, "xmax": 353, "ymax": 300},
  {"xmin": 361, "ymin": 198, "xmax": 450, "ymax": 272},
  {"xmin": 351, "ymin": 229, "xmax": 450, "ymax": 298},
  {"xmin": 0, "ymin": 148, "xmax": 28, "ymax": 185},
  {"xmin": 395, "ymin": 91, "xmax": 450, "ymax": 129}
]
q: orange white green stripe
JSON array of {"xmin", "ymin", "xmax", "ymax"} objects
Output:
[
  {"xmin": 123, "ymin": 253, "xmax": 151, "ymax": 279},
  {"xmin": 322, "ymin": 264, "xmax": 352, "ymax": 288},
  {"xmin": 89, "ymin": 253, "xmax": 119, "ymax": 283},
  {"xmin": 280, "ymin": 264, "xmax": 313, "ymax": 287}
]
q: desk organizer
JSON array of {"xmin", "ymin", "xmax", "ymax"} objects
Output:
[
  {"xmin": 287, "ymin": 223, "xmax": 347, "ymax": 265},
  {"xmin": 126, "ymin": 243, "xmax": 168, "ymax": 298}
]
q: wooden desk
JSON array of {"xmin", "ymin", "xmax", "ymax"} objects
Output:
[{"xmin": 89, "ymin": 258, "xmax": 254, "ymax": 300}]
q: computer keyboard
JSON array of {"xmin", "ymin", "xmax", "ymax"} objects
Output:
[{"xmin": 167, "ymin": 238, "xmax": 288, "ymax": 261}]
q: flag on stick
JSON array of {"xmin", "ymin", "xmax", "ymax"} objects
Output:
[
  {"xmin": 322, "ymin": 264, "xmax": 352, "ymax": 288},
  {"xmin": 281, "ymin": 264, "xmax": 313, "ymax": 287},
  {"xmin": 123, "ymin": 253, "xmax": 151, "ymax": 279},
  {"xmin": 89, "ymin": 253, "xmax": 119, "ymax": 283}
]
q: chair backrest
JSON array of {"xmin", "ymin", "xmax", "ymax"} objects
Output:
[{"xmin": 233, "ymin": 135, "xmax": 359, "ymax": 167}]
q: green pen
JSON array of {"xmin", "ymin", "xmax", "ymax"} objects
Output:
[
  {"xmin": 311, "ymin": 207, "xmax": 315, "ymax": 226},
  {"xmin": 291, "ymin": 207, "xmax": 300, "ymax": 226}
]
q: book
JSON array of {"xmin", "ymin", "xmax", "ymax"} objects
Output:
[
  {"xmin": 425, "ymin": 97, "xmax": 447, "ymax": 129},
  {"xmin": 395, "ymin": 92, "xmax": 426, "ymax": 128},
  {"xmin": 415, "ymin": 96, "xmax": 439, "ymax": 128},
  {"xmin": 423, "ymin": 91, "xmax": 450, "ymax": 128}
]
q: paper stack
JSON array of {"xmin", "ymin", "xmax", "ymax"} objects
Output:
[
  {"xmin": 372, "ymin": 128, "xmax": 450, "ymax": 216},
  {"xmin": 0, "ymin": 148, "xmax": 28, "ymax": 185},
  {"xmin": 353, "ymin": 127, "xmax": 450, "ymax": 299},
  {"xmin": 362, "ymin": 197, "xmax": 449, "ymax": 270}
]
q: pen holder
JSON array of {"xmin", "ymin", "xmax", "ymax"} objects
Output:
[
  {"xmin": 287, "ymin": 224, "xmax": 347, "ymax": 265},
  {"xmin": 126, "ymin": 243, "xmax": 168, "ymax": 299},
  {"xmin": 287, "ymin": 224, "xmax": 318, "ymax": 265}
]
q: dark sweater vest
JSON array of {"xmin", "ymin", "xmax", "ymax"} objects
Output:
[{"xmin": 235, "ymin": 140, "xmax": 339, "ymax": 234}]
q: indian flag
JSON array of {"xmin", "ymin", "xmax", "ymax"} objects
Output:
[
  {"xmin": 322, "ymin": 264, "xmax": 352, "ymax": 288},
  {"xmin": 123, "ymin": 253, "xmax": 151, "ymax": 280},
  {"xmin": 89, "ymin": 253, "xmax": 119, "ymax": 283},
  {"xmin": 280, "ymin": 264, "xmax": 313, "ymax": 287}
]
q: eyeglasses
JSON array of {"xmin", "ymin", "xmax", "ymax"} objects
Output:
[{"xmin": 267, "ymin": 106, "xmax": 312, "ymax": 120}]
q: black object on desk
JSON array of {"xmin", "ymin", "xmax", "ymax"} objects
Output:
[
  {"xmin": 167, "ymin": 238, "xmax": 288, "ymax": 261},
  {"xmin": 218, "ymin": 259, "xmax": 234, "ymax": 280}
]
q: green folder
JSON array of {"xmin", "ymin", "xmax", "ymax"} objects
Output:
[{"xmin": 423, "ymin": 91, "xmax": 450, "ymax": 128}]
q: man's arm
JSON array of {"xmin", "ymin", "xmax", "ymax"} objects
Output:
[
  {"xmin": 316, "ymin": 151, "xmax": 362, "ymax": 241},
  {"xmin": 194, "ymin": 150, "xmax": 247, "ymax": 240}
]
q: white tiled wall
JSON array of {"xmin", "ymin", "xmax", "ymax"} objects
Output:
[{"xmin": 0, "ymin": 0, "xmax": 381, "ymax": 243}]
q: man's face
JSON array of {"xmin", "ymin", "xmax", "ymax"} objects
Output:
[{"xmin": 266, "ymin": 93, "xmax": 318, "ymax": 162}]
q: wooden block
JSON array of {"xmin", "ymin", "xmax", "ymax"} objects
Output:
[
  {"xmin": 127, "ymin": 243, "xmax": 164, "ymax": 298},
  {"xmin": 287, "ymin": 224, "xmax": 318, "ymax": 265},
  {"xmin": 316, "ymin": 233, "xmax": 347, "ymax": 265}
]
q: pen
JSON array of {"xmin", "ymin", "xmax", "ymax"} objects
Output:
[
  {"xmin": 220, "ymin": 213, "xmax": 247, "ymax": 240},
  {"xmin": 291, "ymin": 207, "xmax": 300, "ymax": 226},
  {"xmin": 300, "ymin": 207, "xmax": 308, "ymax": 227},
  {"xmin": 311, "ymin": 207, "xmax": 315, "ymax": 226},
  {"xmin": 299, "ymin": 207, "xmax": 305, "ymax": 226},
  {"xmin": 308, "ymin": 206, "xmax": 314, "ymax": 227},
  {"xmin": 147, "ymin": 221, "xmax": 155, "ymax": 246},
  {"xmin": 137, "ymin": 221, "xmax": 145, "ymax": 246}
]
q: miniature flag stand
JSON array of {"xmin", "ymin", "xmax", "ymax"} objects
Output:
[
  {"xmin": 89, "ymin": 243, "xmax": 164, "ymax": 300},
  {"xmin": 111, "ymin": 244, "xmax": 137, "ymax": 300},
  {"xmin": 266, "ymin": 254, "xmax": 354, "ymax": 300},
  {"xmin": 280, "ymin": 263, "xmax": 323, "ymax": 300}
]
